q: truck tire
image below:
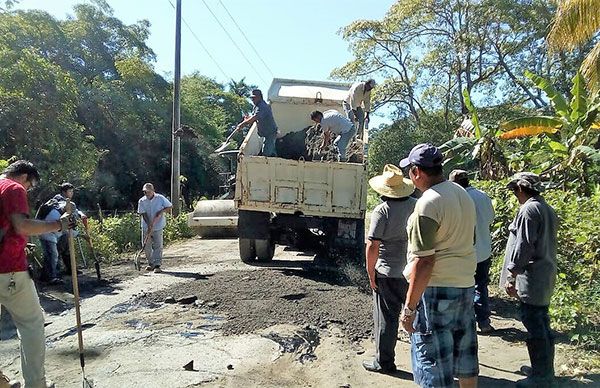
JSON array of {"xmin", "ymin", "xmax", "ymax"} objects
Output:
[
  {"xmin": 239, "ymin": 238, "xmax": 256, "ymax": 263},
  {"xmin": 255, "ymin": 238, "xmax": 275, "ymax": 262}
]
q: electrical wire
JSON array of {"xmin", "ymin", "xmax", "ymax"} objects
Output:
[
  {"xmin": 166, "ymin": 0, "xmax": 231, "ymax": 80},
  {"xmin": 200, "ymin": 0, "xmax": 268, "ymax": 85},
  {"xmin": 217, "ymin": 0, "xmax": 274, "ymax": 77}
]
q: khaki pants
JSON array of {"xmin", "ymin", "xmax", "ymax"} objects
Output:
[{"xmin": 0, "ymin": 271, "xmax": 46, "ymax": 388}]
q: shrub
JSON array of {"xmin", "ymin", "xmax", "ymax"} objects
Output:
[{"xmin": 78, "ymin": 212, "xmax": 194, "ymax": 263}]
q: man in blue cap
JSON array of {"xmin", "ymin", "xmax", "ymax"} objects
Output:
[{"xmin": 399, "ymin": 144, "xmax": 479, "ymax": 388}]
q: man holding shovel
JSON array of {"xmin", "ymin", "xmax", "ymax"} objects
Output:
[
  {"xmin": 228, "ymin": 89, "xmax": 278, "ymax": 157},
  {"xmin": 137, "ymin": 183, "xmax": 172, "ymax": 273}
]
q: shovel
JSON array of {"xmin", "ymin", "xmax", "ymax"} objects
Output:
[
  {"xmin": 214, "ymin": 130, "xmax": 238, "ymax": 153},
  {"xmin": 64, "ymin": 200, "xmax": 95, "ymax": 388},
  {"xmin": 134, "ymin": 220, "xmax": 155, "ymax": 271}
]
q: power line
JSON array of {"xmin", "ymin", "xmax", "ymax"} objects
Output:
[
  {"xmin": 200, "ymin": 0, "xmax": 268, "ymax": 85},
  {"xmin": 166, "ymin": 0, "xmax": 231, "ymax": 81},
  {"xmin": 217, "ymin": 0, "xmax": 274, "ymax": 77}
]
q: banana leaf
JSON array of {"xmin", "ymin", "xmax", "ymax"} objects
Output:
[
  {"xmin": 570, "ymin": 72, "xmax": 588, "ymax": 123},
  {"xmin": 499, "ymin": 116, "xmax": 564, "ymax": 140},
  {"xmin": 525, "ymin": 70, "xmax": 570, "ymax": 120},
  {"xmin": 462, "ymin": 89, "xmax": 481, "ymax": 139}
]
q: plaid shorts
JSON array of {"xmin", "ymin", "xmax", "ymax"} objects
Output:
[{"xmin": 410, "ymin": 286, "xmax": 479, "ymax": 388}]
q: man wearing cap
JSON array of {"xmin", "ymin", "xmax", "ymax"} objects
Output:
[
  {"xmin": 233, "ymin": 89, "xmax": 278, "ymax": 157},
  {"xmin": 137, "ymin": 183, "xmax": 173, "ymax": 273},
  {"xmin": 500, "ymin": 172, "xmax": 558, "ymax": 387},
  {"xmin": 399, "ymin": 144, "xmax": 478, "ymax": 388},
  {"xmin": 343, "ymin": 79, "xmax": 375, "ymax": 139},
  {"xmin": 362, "ymin": 164, "xmax": 416, "ymax": 374},
  {"xmin": 310, "ymin": 110, "xmax": 356, "ymax": 162},
  {"xmin": 449, "ymin": 170, "xmax": 495, "ymax": 334}
]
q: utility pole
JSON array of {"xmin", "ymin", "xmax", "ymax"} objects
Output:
[{"xmin": 170, "ymin": 0, "xmax": 182, "ymax": 216}]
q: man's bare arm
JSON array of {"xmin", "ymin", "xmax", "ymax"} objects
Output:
[{"xmin": 10, "ymin": 213, "xmax": 61, "ymax": 236}]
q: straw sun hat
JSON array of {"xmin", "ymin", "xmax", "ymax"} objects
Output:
[{"xmin": 368, "ymin": 164, "xmax": 415, "ymax": 198}]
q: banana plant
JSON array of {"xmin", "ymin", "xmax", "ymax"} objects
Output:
[
  {"xmin": 440, "ymin": 89, "xmax": 509, "ymax": 179},
  {"xmin": 499, "ymin": 71, "xmax": 600, "ymax": 191}
]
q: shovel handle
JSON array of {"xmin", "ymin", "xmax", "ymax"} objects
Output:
[{"xmin": 65, "ymin": 200, "xmax": 86, "ymax": 369}]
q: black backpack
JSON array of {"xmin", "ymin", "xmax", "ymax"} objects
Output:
[{"xmin": 36, "ymin": 197, "xmax": 66, "ymax": 220}]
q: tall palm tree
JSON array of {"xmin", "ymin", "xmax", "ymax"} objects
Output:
[{"xmin": 547, "ymin": 0, "xmax": 600, "ymax": 91}]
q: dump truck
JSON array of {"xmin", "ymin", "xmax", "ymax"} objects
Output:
[{"xmin": 235, "ymin": 78, "xmax": 368, "ymax": 262}]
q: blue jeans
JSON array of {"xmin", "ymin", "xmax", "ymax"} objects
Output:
[
  {"xmin": 474, "ymin": 258, "xmax": 492, "ymax": 327},
  {"xmin": 411, "ymin": 287, "xmax": 479, "ymax": 388},
  {"xmin": 261, "ymin": 133, "xmax": 277, "ymax": 157},
  {"xmin": 334, "ymin": 125, "xmax": 356, "ymax": 162},
  {"xmin": 40, "ymin": 239, "xmax": 60, "ymax": 279}
]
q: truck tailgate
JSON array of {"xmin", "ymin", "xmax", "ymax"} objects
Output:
[{"xmin": 235, "ymin": 156, "xmax": 367, "ymax": 219}]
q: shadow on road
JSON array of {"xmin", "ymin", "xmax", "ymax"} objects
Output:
[{"xmin": 160, "ymin": 270, "xmax": 214, "ymax": 280}]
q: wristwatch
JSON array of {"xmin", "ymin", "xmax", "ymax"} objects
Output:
[{"xmin": 403, "ymin": 306, "xmax": 417, "ymax": 317}]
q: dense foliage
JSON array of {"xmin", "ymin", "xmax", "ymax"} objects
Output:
[{"xmin": 0, "ymin": 2, "xmax": 252, "ymax": 210}]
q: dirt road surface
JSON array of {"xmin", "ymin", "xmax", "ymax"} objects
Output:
[{"xmin": 0, "ymin": 238, "xmax": 597, "ymax": 387}]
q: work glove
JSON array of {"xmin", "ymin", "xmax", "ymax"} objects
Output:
[{"xmin": 59, "ymin": 213, "xmax": 77, "ymax": 232}]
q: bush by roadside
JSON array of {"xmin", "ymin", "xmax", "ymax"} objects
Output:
[{"xmin": 76, "ymin": 212, "xmax": 193, "ymax": 263}]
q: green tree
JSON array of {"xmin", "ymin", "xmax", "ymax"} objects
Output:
[{"xmin": 333, "ymin": 0, "xmax": 581, "ymax": 127}]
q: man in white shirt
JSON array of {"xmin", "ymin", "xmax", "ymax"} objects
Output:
[
  {"xmin": 343, "ymin": 79, "xmax": 376, "ymax": 138},
  {"xmin": 310, "ymin": 110, "xmax": 356, "ymax": 162},
  {"xmin": 137, "ymin": 183, "xmax": 172, "ymax": 273},
  {"xmin": 450, "ymin": 170, "xmax": 495, "ymax": 333}
]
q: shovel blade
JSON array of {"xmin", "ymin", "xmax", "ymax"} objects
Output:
[{"xmin": 214, "ymin": 141, "xmax": 230, "ymax": 153}]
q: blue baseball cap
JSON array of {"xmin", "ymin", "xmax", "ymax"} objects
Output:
[{"xmin": 399, "ymin": 143, "xmax": 444, "ymax": 168}]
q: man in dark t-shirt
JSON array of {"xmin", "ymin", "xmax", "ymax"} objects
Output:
[
  {"xmin": 0, "ymin": 160, "xmax": 72, "ymax": 388},
  {"xmin": 233, "ymin": 89, "xmax": 278, "ymax": 157}
]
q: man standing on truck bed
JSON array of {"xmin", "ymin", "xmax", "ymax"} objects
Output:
[
  {"xmin": 310, "ymin": 110, "xmax": 356, "ymax": 162},
  {"xmin": 343, "ymin": 79, "xmax": 375, "ymax": 138},
  {"xmin": 233, "ymin": 89, "xmax": 278, "ymax": 157}
]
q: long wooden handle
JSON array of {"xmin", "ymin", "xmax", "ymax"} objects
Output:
[{"xmin": 65, "ymin": 200, "xmax": 85, "ymax": 370}]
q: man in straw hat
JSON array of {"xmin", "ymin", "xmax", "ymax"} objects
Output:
[
  {"xmin": 362, "ymin": 164, "xmax": 416, "ymax": 374},
  {"xmin": 399, "ymin": 144, "xmax": 479, "ymax": 388},
  {"xmin": 500, "ymin": 172, "xmax": 557, "ymax": 387}
]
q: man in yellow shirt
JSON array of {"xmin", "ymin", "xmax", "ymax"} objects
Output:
[{"xmin": 399, "ymin": 144, "xmax": 478, "ymax": 388}]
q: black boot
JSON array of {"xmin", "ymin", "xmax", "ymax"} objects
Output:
[{"xmin": 516, "ymin": 339, "xmax": 554, "ymax": 387}]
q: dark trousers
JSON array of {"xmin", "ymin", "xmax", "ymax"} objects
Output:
[
  {"xmin": 373, "ymin": 276, "xmax": 409, "ymax": 368},
  {"xmin": 57, "ymin": 235, "xmax": 72, "ymax": 274},
  {"xmin": 520, "ymin": 302, "xmax": 555, "ymax": 377},
  {"xmin": 474, "ymin": 258, "xmax": 492, "ymax": 327}
]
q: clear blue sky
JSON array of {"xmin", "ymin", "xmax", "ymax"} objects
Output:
[{"xmin": 13, "ymin": 0, "xmax": 396, "ymax": 125}]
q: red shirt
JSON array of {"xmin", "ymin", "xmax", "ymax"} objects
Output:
[{"xmin": 0, "ymin": 178, "xmax": 29, "ymax": 273}]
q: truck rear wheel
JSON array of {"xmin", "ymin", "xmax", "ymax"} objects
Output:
[
  {"xmin": 255, "ymin": 238, "xmax": 275, "ymax": 262},
  {"xmin": 239, "ymin": 238, "xmax": 256, "ymax": 262}
]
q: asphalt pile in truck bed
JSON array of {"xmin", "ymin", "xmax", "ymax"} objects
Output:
[{"xmin": 276, "ymin": 124, "xmax": 363, "ymax": 163}]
